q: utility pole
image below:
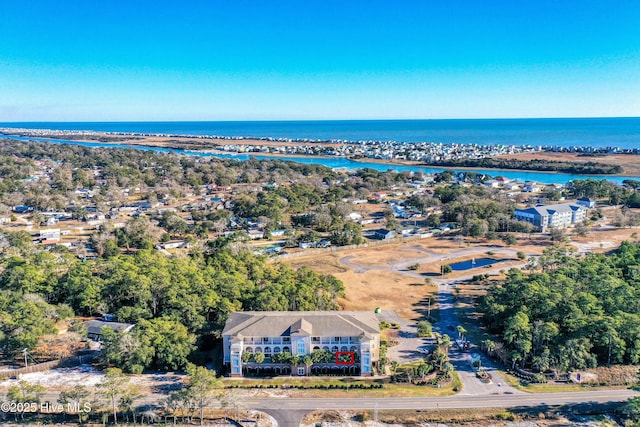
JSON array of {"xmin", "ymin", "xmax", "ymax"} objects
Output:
[
  {"xmin": 427, "ymin": 298, "xmax": 431, "ymax": 319},
  {"xmin": 22, "ymin": 348, "xmax": 28, "ymax": 368}
]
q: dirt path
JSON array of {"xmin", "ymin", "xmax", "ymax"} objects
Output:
[{"xmin": 339, "ymin": 247, "xmax": 522, "ymax": 276}]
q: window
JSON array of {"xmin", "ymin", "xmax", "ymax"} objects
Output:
[
  {"xmin": 274, "ymin": 346, "xmax": 281, "ymax": 353},
  {"xmin": 297, "ymin": 341, "xmax": 305, "ymax": 354},
  {"xmin": 264, "ymin": 347, "xmax": 272, "ymax": 355},
  {"xmin": 283, "ymin": 346, "xmax": 290, "ymax": 353},
  {"xmin": 233, "ymin": 359, "xmax": 239, "ymax": 366},
  {"xmin": 331, "ymin": 346, "xmax": 338, "ymax": 353},
  {"xmin": 297, "ymin": 367, "xmax": 305, "ymax": 376},
  {"xmin": 334, "ymin": 337, "xmax": 341, "ymax": 342},
  {"xmin": 245, "ymin": 347, "xmax": 253, "ymax": 353}
]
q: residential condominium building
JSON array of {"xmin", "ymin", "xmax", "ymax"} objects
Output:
[
  {"xmin": 514, "ymin": 202, "xmax": 588, "ymax": 232},
  {"xmin": 222, "ymin": 311, "xmax": 380, "ymax": 377}
]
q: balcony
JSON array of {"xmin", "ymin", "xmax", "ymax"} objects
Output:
[
  {"xmin": 242, "ymin": 337, "xmax": 290, "ymax": 345},
  {"xmin": 310, "ymin": 337, "xmax": 359, "ymax": 345}
]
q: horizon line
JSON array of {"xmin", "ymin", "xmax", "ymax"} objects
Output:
[{"xmin": 1, "ymin": 116, "xmax": 639, "ymax": 124}]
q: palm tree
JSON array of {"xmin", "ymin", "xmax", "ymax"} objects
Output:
[
  {"xmin": 456, "ymin": 325, "xmax": 467, "ymax": 342},
  {"xmin": 482, "ymin": 339, "xmax": 496, "ymax": 355},
  {"xmin": 440, "ymin": 334, "xmax": 451, "ymax": 356},
  {"xmin": 390, "ymin": 360, "xmax": 399, "ymax": 377},
  {"xmin": 430, "ymin": 350, "xmax": 447, "ymax": 372},
  {"xmin": 510, "ymin": 350, "xmax": 522, "ymax": 370},
  {"xmin": 303, "ymin": 355, "xmax": 313, "ymax": 376},
  {"xmin": 291, "ymin": 355, "xmax": 301, "ymax": 374}
]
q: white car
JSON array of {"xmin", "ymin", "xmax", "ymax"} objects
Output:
[{"xmin": 417, "ymin": 346, "xmax": 431, "ymax": 354}]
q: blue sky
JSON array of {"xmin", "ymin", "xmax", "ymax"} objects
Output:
[{"xmin": 0, "ymin": 0, "xmax": 639, "ymax": 121}]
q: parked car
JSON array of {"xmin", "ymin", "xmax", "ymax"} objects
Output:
[{"xmin": 417, "ymin": 346, "xmax": 431, "ymax": 354}]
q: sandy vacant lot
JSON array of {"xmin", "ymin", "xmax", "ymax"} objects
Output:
[
  {"xmin": 285, "ymin": 223, "xmax": 640, "ymax": 322},
  {"xmin": 287, "ymin": 249, "xmax": 437, "ymax": 321}
]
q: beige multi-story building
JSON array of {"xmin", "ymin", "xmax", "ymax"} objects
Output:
[{"xmin": 222, "ymin": 311, "xmax": 380, "ymax": 377}]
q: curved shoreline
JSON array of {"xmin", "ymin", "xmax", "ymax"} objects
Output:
[{"xmin": 2, "ymin": 127, "xmax": 640, "ymax": 178}]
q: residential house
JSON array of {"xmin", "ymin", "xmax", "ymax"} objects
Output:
[
  {"xmin": 522, "ymin": 181, "xmax": 542, "ymax": 193},
  {"xmin": 270, "ymin": 229, "xmax": 286, "ymax": 238},
  {"xmin": 40, "ymin": 228, "xmax": 61, "ymax": 242},
  {"xmin": 222, "ymin": 311, "xmax": 381, "ymax": 377},
  {"xmin": 373, "ymin": 229, "xmax": 396, "ymax": 240},
  {"xmin": 13, "ymin": 205, "xmax": 32, "ymax": 214},
  {"xmin": 86, "ymin": 319, "xmax": 135, "ymax": 341},
  {"xmin": 156, "ymin": 240, "xmax": 186, "ymax": 250},
  {"xmin": 347, "ymin": 212, "xmax": 363, "ymax": 222},
  {"xmin": 576, "ymin": 197, "xmax": 596, "ymax": 208},
  {"xmin": 514, "ymin": 203, "xmax": 588, "ymax": 232}
]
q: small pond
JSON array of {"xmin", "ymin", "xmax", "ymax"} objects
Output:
[{"xmin": 449, "ymin": 257, "xmax": 500, "ymax": 271}]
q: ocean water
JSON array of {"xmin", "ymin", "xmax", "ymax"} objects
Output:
[{"xmin": 2, "ymin": 117, "xmax": 640, "ymax": 149}]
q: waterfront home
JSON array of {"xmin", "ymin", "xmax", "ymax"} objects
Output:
[
  {"xmin": 482, "ymin": 179, "xmax": 499, "ymax": 188},
  {"xmin": 514, "ymin": 203, "xmax": 588, "ymax": 232},
  {"xmin": 222, "ymin": 311, "xmax": 380, "ymax": 377},
  {"xmin": 522, "ymin": 181, "xmax": 542, "ymax": 193}
]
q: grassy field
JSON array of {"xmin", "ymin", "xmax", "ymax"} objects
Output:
[
  {"xmin": 222, "ymin": 374, "xmax": 461, "ymax": 397},
  {"xmin": 286, "ymin": 244, "xmax": 441, "ymax": 321}
]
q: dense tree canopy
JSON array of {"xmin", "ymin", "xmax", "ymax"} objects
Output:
[
  {"xmin": 482, "ymin": 242, "xmax": 640, "ymax": 372},
  {"xmin": 0, "ymin": 233, "xmax": 345, "ymax": 370}
]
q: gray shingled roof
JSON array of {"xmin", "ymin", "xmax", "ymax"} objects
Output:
[
  {"xmin": 222, "ymin": 311, "xmax": 380, "ymax": 338},
  {"xmin": 86, "ymin": 320, "xmax": 135, "ymax": 336},
  {"xmin": 516, "ymin": 203, "xmax": 584, "ymax": 216}
]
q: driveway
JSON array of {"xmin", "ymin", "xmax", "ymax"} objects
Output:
[
  {"xmin": 376, "ymin": 310, "xmax": 429, "ymax": 364},
  {"xmin": 342, "ymin": 245, "xmax": 531, "ymax": 395},
  {"xmin": 432, "ymin": 267, "xmax": 526, "ymax": 395}
]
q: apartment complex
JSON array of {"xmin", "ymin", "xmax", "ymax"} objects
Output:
[
  {"xmin": 514, "ymin": 202, "xmax": 588, "ymax": 232},
  {"xmin": 222, "ymin": 311, "xmax": 380, "ymax": 377}
]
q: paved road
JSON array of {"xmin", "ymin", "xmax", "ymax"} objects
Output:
[
  {"xmin": 432, "ymin": 269, "xmax": 527, "ymax": 396},
  {"xmin": 6, "ymin": 388, "xmax": 637, "ymax": 427},
  {"xmin": 341, "ymin": 244, "xmax": 530, "ymax": 394},
  {"xmin": 240, "ymin": 389, "xmax": 639, "ymax": 411}
]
